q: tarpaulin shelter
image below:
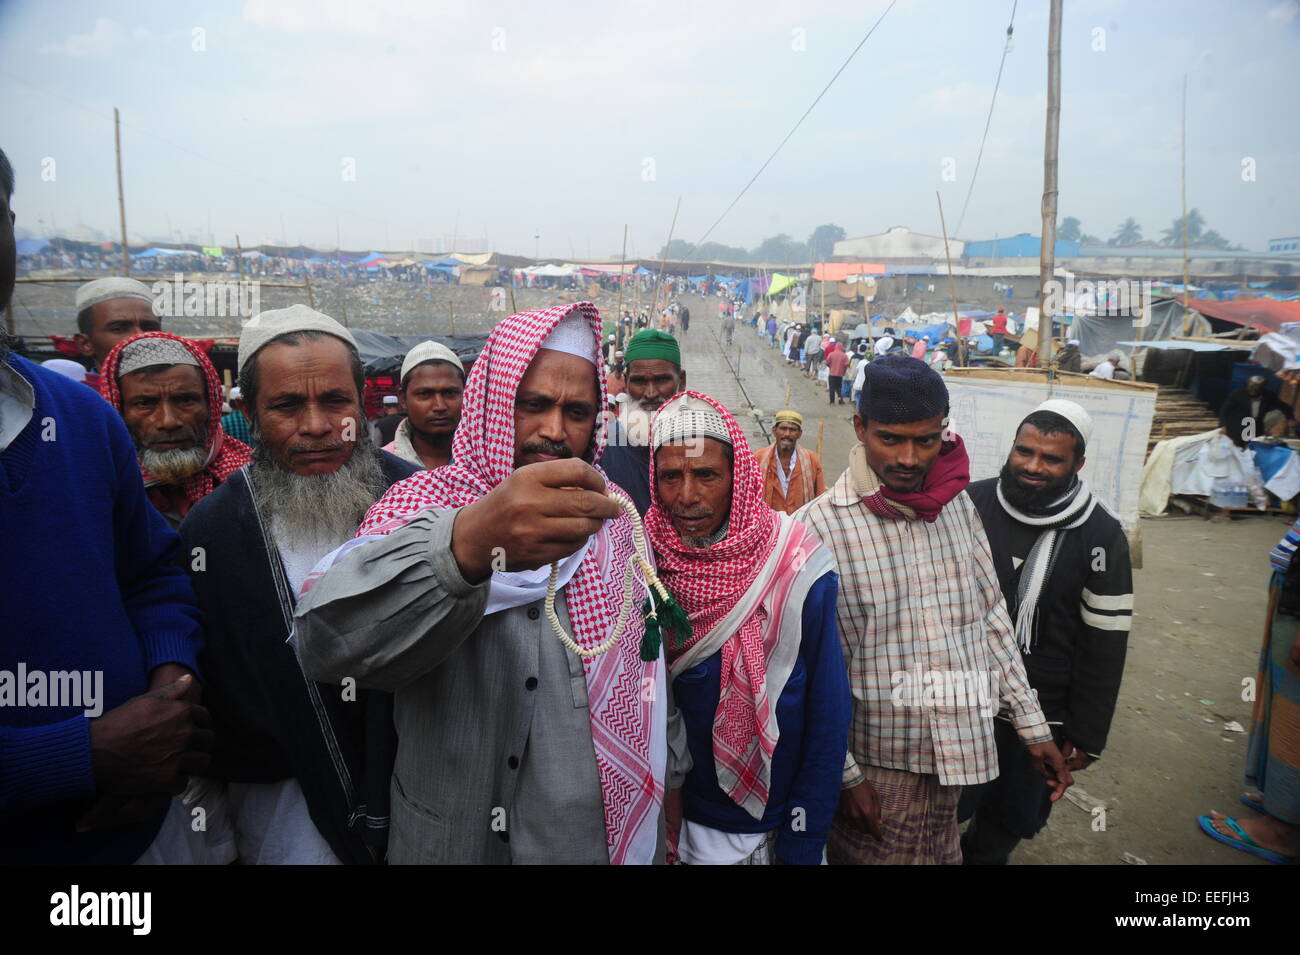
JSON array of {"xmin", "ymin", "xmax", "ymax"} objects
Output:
[
  {"xmin": 16, "ymin": 239, "xmax": 50, "ymax": 255},
  {"xmin": 765, "ymin": 273, "xmax": 799, "ymax": 297},
  {"xmin": 1070, "ymin": 297, "xmax": 1210, "ymax": 360},
  {"xmin": 813, "ymin": 262, "xmax": 887, "ymax": 281},
  {"xmin": 132, "ymin": 247, "xmax": 187, "ymax": 258},
  {"xmin": 1188, "ymin": 298, "xmax": 1300, "ymax": 335},
  {"xmin": 349, "ymin": 330, "xmax": 487, "ymax": 377}
]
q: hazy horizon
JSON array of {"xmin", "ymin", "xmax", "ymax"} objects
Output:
[{"xmin": 2, "ymin": 0, "xmax": 1297, "ymax": 258}]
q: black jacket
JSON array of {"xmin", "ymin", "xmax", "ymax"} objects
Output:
[
  {"xmin": 967, "ymin": 478, "xmax": 1132, "ymax": 756},
  {"xmin": 180, "ymin": 450, "xmax": 419, "ymax": 863},
  {"xmin": 1219, "ymin": 386, "xmax": 1292, "ymax": 447}
]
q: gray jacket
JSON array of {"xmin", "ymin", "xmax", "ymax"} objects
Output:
[{"xmin": 294, "ymin": 508, "xmax": 675, "ymax": 864}]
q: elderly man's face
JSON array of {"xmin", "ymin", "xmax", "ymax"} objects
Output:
[
  {"xmin": 119, "ymin": 364, "xmax": 208, "ymax": 454},
  {"xmin": 625, "ymin": 359, "xmax": 684, "ymax": 413},
  {"xmin": 78, "ymin": 299, "xmax": 161, "ymax": 368},
  {"xmin": 773, "ymin": 421, "xmax": 802, "ymax": 452},
  {"xmin": 513, "ymin": 348, "xmax": 599, "ymax": 468},
  {"xmin": 252, "ymin": 336, "xmax": 363, "ymax": 476},
  {"xmin": 655, "ymin": 438, "xmax": 732, "ymax": 544},
  {"xmin": 854, "ymin": 413, "xmax": 946, "ymax": 493}
]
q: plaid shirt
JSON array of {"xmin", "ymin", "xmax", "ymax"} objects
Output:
[{"xmin": 795, "ymin": 459, "xmax": 1051, "ymax": 787}]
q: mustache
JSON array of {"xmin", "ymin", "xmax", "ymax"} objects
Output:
[
  {"xmin": 137, "ymin": 423, "xmax": 203, "ymax": 450},
  {"xmin": 520, "ymin": 439, "xmax": 573, "ymax": 458},
  {"xmin": 671, "ymin": 505, "xmax": 715, "ymax": 520},
  {"xmin": 289, "ymin": 439, "xmax": 346, "ymax": 455}
]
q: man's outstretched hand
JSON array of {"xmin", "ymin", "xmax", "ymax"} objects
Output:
[{"xmin": 451, "ymin": 459, "xmax": 623, "ymax": 582}]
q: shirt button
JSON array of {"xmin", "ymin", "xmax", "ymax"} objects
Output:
[
  {"xmin": 525, "ymin": 677, "xmax": 538, "ymax": 691},
  {"xmin": 508, "ymin": 755, "xmax": 520, "ymax": 769},
  {"xmin": 527, "ymin": 607, "xmax": 540, "ymax": 621}
]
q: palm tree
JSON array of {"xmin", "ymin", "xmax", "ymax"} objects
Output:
[
  {"xmin": 1111, "ymin": 218, "xmax": 1142, "ymax": 246},
  {"xmin": 1198, "ymin": 230, "xmax": 1233, "ymax": 250},
  {"xmin": 1162, "ymin": 209, "xmax": 1205, "ymax": 246}
]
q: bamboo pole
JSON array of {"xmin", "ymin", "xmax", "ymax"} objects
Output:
[
  {"xmin": 652, "ymin": 197, "xmax": 681, "ymax": 318},
  {"xmin": 303, "ymin": 273, "xmax": 316, "ymax": 309},
  {"xmin": 615, "ymin": 223, "xmax": 628, "ymax": 349},
  {"xmin": 114, "ymin": 107, "xmax": 130, "ymax": 276},
  {"xmin": 936, "ymin": 190, "xmax": 965, "ymax": 366},
  {"xmin": 1036, "ymin": 0, "xmax": 1063, "ymax": 378},
  {"xmin": 816, "ymin": 419, "xmax": 825, "ymax": 461}
]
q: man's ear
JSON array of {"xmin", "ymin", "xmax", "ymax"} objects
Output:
[
  {"xmin": 1074, "ymin": 454, "xmax": 1086, "ymax": 475},
  {"xmin": 853, "ymin": 414, "xmax": 868, "ymax": 444},
  {"xmin": 73, "ymin": 332, "xmax": 93, "ymax": 359},
  {"xmin": 678, "ymin": 368, "xmax": 686, "ymax": 391}
]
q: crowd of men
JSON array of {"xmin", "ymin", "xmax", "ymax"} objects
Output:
[{"xmin": 2, "ymin": 146, "xmax": 1134, "ymax": 865}]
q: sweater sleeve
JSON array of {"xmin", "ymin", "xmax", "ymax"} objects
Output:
[
  {"xmin": 108, "ymin": 410, "xmax": 204, "ymax": 676},
  {"xmin": 776, "ymin": 572, "xmax": 851, "ymax": 866},
  {"xmin": 1065, "ymin": 525, "xmax": 1133, "ymax": 755}
]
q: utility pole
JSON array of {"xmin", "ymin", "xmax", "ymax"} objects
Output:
[
  {"xmin": 1181, "ymin": 73, "xmax": 1190, "ymax": 336},
  {"xmin": 1036, "ymin": 0, "xmax": 1063, "ymax": 374},
  {"xmin": 114, "ymin": 107, "xmax": 130, "ymax": 275}
]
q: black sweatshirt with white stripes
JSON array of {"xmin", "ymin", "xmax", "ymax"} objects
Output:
[{"xmin": 967, "ymin": 478, "xmax": 1133, "ymax": 757}]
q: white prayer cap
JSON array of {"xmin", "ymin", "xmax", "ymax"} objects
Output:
[
  {"xmin": 1030, "ymin": 398, "xmax": 1093, "ymax": 446},
  {"xmin": 42, "ymin": 358, "xmax": 89, "ymax": 383},
  {"xmin": 539, "ymin": 310, "xmax": 597, "ymax": 366},
  {"xmin": 400, "ymin": 340, "xmax": 465, "ymax": 384},
  {"xmin": 382, "ymin": 394, "xmax": 399, "ymax": 406},
  {"xmin": 1066, "ymin": 338, "xmax": 1080, "ymax": 346},
  {"xmin": 117, "ymin": 336, "xmax": 200, "ymax": 378},
  {"xmin": 229, "ymin": 386, "xmax": 242, "ymax": 400},
  {"xmin": 237, "ymin": 304, "xmax": 358, "ymax": 374},
  {"xmin": 652, "ymin": 393, "xmax": 732, "ymax": 450},
  {"xmin": 75, "ymin": 277, "xmax": 154, "ymax": 314}
]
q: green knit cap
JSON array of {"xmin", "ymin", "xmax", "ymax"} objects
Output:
[{"xmin": 624, "ymin": 329, "xmax": 681, "ymax": 366}]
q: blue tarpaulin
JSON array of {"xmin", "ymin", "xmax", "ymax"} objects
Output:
[
  {"xmin": 16, "ymin": 238, "xmax": 49, "ymax": 255},
  {"xmin": 1250, "ymin": 442, "xmax": 1294, "ymax": 483}
]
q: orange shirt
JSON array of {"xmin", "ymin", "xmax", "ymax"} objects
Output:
[{"xmin": 754, "ymin": 444, "xmax": 826, "ymax": 515}]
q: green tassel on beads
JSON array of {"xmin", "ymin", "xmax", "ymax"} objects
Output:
[
  {"xmin": 639, "ymin": 598, "xmax": 661, "ymax": 662},
  {"xmin": 658, "ymin": 593, "xmax": 693, "ymax": 649}
]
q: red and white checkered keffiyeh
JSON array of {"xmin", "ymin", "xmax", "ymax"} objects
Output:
[
  {"xmin": 99, "ymin": 330, "xmax": 251, "ymax": 516},
  {"xmin": 356, "ymin": 301, "xmax": 664, "ymax": 865},
  {"xmin": 646, "ymin": 390, "xmax": 824, "ymax": 817}
]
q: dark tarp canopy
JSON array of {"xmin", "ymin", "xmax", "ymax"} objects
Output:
[{"xmin": 349, "ymin": 329, "xmax": 487, "ymax": 377}]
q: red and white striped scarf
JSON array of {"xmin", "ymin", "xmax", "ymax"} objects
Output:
[
  {"xmin": 355, "ymin": 302, "xmax": 664, "ymax": 865},
  {"xmin": 99, "ymin": 331, "xmax": 251, "ymax": 516},
  {"xmin": 646, "ymin": 390, "xmax": 827, "ymax": 818}
]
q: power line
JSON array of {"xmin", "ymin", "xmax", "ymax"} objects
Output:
[
  {"xmin": 953, "ymin": 0, "xmax": 1018, "ymax": 237},
  {"xmin": 686, "ymin": 0, "xmax": 898, "ymax": 257}
]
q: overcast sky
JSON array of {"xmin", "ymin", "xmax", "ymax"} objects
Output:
[{"xmin": 2, "ymin": 0, "xmax": 1297, "ymax": 257}]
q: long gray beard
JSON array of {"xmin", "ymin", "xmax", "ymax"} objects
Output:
[
  {"xmin": 248, "ymin": 426, "xmax": 385, "ymax": 545},
  {"xmin": 141, "ymin": 445, "xmax": 209, "ymax": 484}
]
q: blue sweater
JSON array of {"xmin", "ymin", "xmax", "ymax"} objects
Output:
[
  {"xmin": 675, "ymin": 571, "xmax": 849, "ymax": 865},
  {"xmin": 0, "ymin": 354, "xmax": 203, "ymax": 863}
]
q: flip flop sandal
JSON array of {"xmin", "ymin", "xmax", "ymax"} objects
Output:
[
  {"xmin": 1197, "ymin": 814, "xmax": 1294, "ymax": 865},
  {"xmin": 1239, "ymin": 792, "xmax": 1279, "ymax": 819}
]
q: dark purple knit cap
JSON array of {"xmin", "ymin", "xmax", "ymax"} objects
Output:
[{"xmin": 858, "ymin": 353, "xmax": 949, "ymax": 423}]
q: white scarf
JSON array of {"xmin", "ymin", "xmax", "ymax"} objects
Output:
[{"xmin": 995, "ymin": 477, "xmax": 1098, "ymax": 652}]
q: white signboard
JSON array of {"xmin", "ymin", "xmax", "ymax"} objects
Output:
[{"xmin": 946, "ymin": 377, "xmax": 1156, "ymax": 530}]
